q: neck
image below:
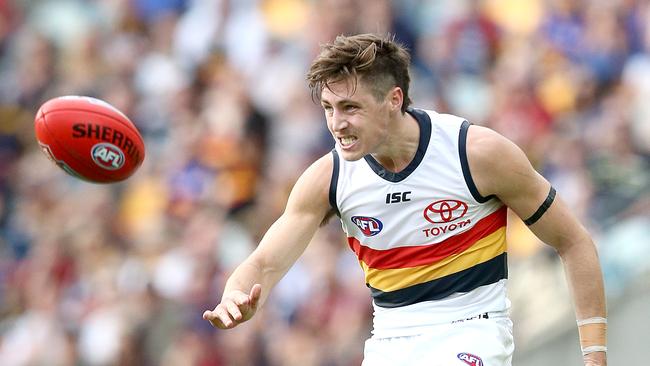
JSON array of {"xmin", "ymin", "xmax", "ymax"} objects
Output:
[{"xmin": 372, "ymin": 110, "xmax": 420, "ymax": 172}]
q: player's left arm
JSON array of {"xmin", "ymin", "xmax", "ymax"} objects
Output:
[{"xmin": 466, "ymin": 125, "xmax": 607, "ymax": 366}]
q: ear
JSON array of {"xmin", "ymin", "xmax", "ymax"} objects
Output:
[{"xmin": 387, "ymin": 87, "xmax": 403, "ymax": 112}]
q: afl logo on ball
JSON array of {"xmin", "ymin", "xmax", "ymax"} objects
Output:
[
  {"xmin": 423, "ymin": 199, "xmax": 468, "ymax": 224},
  {"xmin": 91, "ymin": 142, "xmax": 125, "ymax": 170}
]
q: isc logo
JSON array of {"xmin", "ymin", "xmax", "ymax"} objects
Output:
[
  {"xmin": 91, "ymin": 142, "xmax": 125, "ymax": 170},
  {"xmin": 351, "ymin": 216, "xmax": 383, "ymax": 237},
  {"xmin": 385, "ymin": 191, "xmax": 412, "ymax": 204},
  {"xmin": 457, "ymin": 353, "xmax": 483, "ymax": 366}
]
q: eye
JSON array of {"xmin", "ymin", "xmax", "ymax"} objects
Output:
[
  {"xmin": 343, "ymin": 104, "xmax": 358, "ymax": 113},
  {"xmin": 323, "ymin": 105, "xmax": 333, "ymax": 115}
]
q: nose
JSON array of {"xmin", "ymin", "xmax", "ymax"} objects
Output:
[{"xmin": 330, "ymin": 110, "xmax": 349, "ymax": 132}]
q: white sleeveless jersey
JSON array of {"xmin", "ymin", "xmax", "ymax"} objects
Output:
[{"xmin": 330, "ymin": 108, "xmax": 510, "ymax": 337}]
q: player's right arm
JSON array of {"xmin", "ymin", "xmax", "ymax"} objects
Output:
[{"xmin": 203, "ymin": 153, "xmax": 334, "ymax": 329}]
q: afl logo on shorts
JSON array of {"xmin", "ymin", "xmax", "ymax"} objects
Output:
[
  {"xmin": 457, "ymin": 352, "xmax": 483, "ymax": 366},
  {"xmin": 423, "ymin": 199, "xmax": 468, "ymax": 224},
  {"xmin": 91, "ymin": 142, "xmax": 125, "ymax": 170},
  {"xmin": 351, "ymin": 216, "xmax": 383, "ymax": 237}
]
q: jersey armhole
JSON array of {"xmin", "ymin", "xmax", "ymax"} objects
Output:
[
  {"xmin": 459, "ymin": 121, "xmax": 496, "ymax": 203},
  {"xmin": 329, "ymin": 149, "xmax": 341, "ymax": 217}
]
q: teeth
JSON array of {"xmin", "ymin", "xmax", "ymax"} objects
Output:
[{"xmin": 341, "ymin": 136, "xmax": 357, "ymax": 146}]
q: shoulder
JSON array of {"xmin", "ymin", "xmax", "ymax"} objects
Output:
[
  {"xmin": 465, "ymin": 125, "xmax": 537, "ymax": 197},
  {"xmin": 465, "ymin": 125, "xmax": 518, "ymax": 160},
  {"xmin": 299, "ymin": 152, "xmax": 335, "ymax": 186},
  {"xmin": 285, "ymin": 152, "xmax": 335, "ymax": 216}
]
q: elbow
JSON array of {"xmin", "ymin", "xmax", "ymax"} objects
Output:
[{"xmin": 553, "ymin": 230, "xmax": 598, "ymax": 259}]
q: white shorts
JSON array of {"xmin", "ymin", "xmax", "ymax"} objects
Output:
[{"xmin": 362, "ymin": 313, "xmax": 514, "ymax": 366}]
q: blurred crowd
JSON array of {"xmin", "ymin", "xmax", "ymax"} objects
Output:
[{"xmin": 0, "ymin": 0, "xmax": 649, "ymax": 365}]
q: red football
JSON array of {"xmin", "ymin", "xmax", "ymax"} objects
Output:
[{"xmin": 34, "ymin": 96, "xmax": 145, "ymax": 183}]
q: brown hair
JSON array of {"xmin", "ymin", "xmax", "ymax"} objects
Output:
[{"xmin": 307, "ymin": 33, "xmax": 412, "ymax": 113}]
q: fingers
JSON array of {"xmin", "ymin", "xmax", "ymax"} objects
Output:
[
  {"xmin": 231, "ymin": 291, "xmax": 252, "ymax": 307},
  {"xmin": 225, "ymin": 301, "xmax": 243, "ymax": 321},
  {"xmin": 249, "ymin": 284, "xmax": 262, "ymax": 308},
  {"xmin": 203, "ymin": 286, "xmax": 263, "ymax": 329},
  {"xmin": 203, "ymin": 304, "xmax": 234, "ymax": 329}
]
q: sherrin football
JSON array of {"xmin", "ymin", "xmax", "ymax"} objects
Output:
[{"xmin": 34, "ymin": 96, "xmax": 145, "ymax": 183}]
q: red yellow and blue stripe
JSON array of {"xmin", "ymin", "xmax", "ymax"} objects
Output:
[{"xmin": 347, "ymin": 206, "xmax": 508, "ymax": 307}]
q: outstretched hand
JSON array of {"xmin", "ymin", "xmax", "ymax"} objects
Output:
[{"xmin": 203, "ymin": 284, "xmax": 262, "ymax": 329}]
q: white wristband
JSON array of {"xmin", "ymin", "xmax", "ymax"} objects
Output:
[
  {"xmin": 582, "ymin": 345, "xmax": 607, "ymax": 355},
  {"xmin": 577, "ymin": 317, "xmax": 607, "ymax": 326},
  {"xmin": 577, "ymin": 317, "xmax": 607, "ymax": 356}
]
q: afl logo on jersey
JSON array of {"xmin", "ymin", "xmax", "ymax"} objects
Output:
[
  {"xmin": 423, "ymin": 199, "xmax": 468, "ymax": 224},
  {"xmin": 351, "ymin": 216, "xmax": 383, "ymax": 237},
  {"xmin": 457, "ymin": 352, "xmax": 483, "ymax": 366}
]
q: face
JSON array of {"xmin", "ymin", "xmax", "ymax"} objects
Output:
[{"xmin": 320, "ymin": 78, "xmax": 402, "ymax": 161}]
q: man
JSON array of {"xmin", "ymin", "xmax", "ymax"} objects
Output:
[{"xmin": 203, "ymin": 34, "xmax": 607, "ymax": 366}]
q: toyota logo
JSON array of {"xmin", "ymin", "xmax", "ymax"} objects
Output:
[{"xmin": 423, "ymin": 199, "xmax": 468, "ymax": 224}]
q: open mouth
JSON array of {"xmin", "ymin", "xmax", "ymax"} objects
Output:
[{"xmin": 339, "ymin": 136, "xmax": 358, "ymax": 148}]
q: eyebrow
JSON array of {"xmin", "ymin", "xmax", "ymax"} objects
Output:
[{"xmin": 321, "ymin": 98, "xmax": 358, "ymax": 106}]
